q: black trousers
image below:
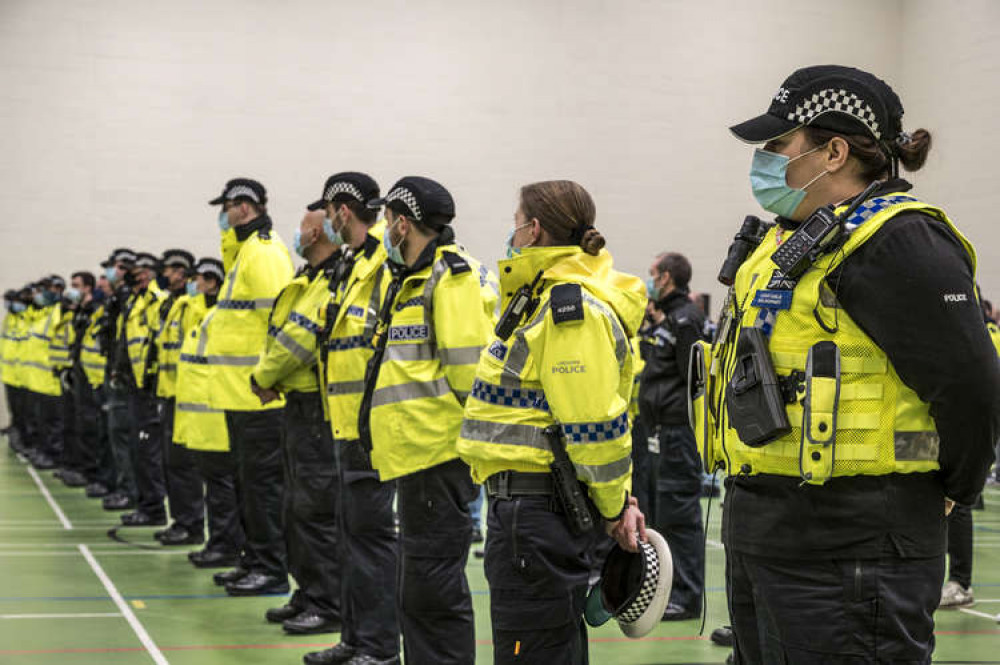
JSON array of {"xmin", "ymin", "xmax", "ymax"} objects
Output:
[
  {"xmin": 93, "ymin": 385, "xmax": 117, "ymax": 491},
  {"xmin": 630, "ymin": 416, "xmax": 653, "ymax": 517},
  {"xmin": 4, "ymin": 385, "xmax": 25, "ymax": 448},
  {"xmin": 225, "ymin": 409, "xmax": 287, "ymax": 578},
  {"xmin": 34, "ymin": 392, "xmax": 65, "ymax": 460},
  {"xmin": 283, "ymin": 392, "xmax": 341, "ymax": 618},
  {"xmin": 336, "ymin": 439, "xmax": 399, "ymax": 660},
  {"xmin": 106, "ymin": 384, "xmax": 136, "ymax": 498},
  {"xmin": 397, "ymin": 458, "xmax": 477, "ymax": 665},
  {"xmin": 128, "ymin": 390, "xmax": 166, "ymax": 517},
  {"xmin": 485, "ymin": 494, "xmax": 604, "ymax": 665},
  {"xmin": 727, "ymin": 549, "xmax": 944, "ymax": 665},
  {"xmin": 160, "ymin": 398, "xmax": 205, "ymax": 532},
  {"xmin": 70, "ymin": 368, "xmax": 100, "ymax": 481},
  {"xmin": 194, "ymin": 448, "xmax": 244, "ymax": 556},
  {"xmin": 60, "ymin": 379, "xmax": 79, "ymax": 469},
  {"xmin": 946, "ymin": 502, "xmax": 973, "ymax": 589},
  {"xmin": 652, "ymin": 424, "xmax": 705, "ymax": 611}
]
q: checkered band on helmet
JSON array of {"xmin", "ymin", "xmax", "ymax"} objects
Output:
[
  {"xmin": 787, "ymin": 88, "xmax": 881, "ymax": 139},
  {"xmin": 617, "ymin": 541, "xmax": 660, "ymax": 624},
  {"xmin": 226, "ymin": 185, "xmax": 261, "ymax": 203},
  {"xmin": 324, "ymin": 182, "xmax": 366, "ymax": 204},
  {"xmin": 386, "ymin": 187, "xmax": 422, "ymax": 221}
]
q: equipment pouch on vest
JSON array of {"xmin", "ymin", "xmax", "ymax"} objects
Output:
[
  {"xmin": 688, "ymin": 340, "xmax": 717, "ymax": 470},
  {"xmin": 725, "ymin": 327, "xmax": 790, "ymax": 447},
  {"xmin": 798, "ymin": 341, "xmax": 840, "ymax": 483}
]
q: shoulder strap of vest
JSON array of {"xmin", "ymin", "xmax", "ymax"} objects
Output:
[
  {"xmin": 550, "ymin": 283, "xmax": 584, "ymax": 325},
  {"xmin": 440, "ymin": 250, "xmax": 471, "ymax": 275}
]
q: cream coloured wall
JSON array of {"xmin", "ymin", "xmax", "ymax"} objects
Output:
[{"xmin": 2, "ymin": 0, "xmax": 997, "ymax": 425}]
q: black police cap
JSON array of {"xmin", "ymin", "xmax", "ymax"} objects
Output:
[
  {"xmin": 307, "ymin": 172, "xmax": 380, "ymax": 211},
  {"xmin": 3, "ymin": 289, "xmax": 16, "ymax": 301},
  {"xmin": 730, "ymin": 65, "xmax": 904, "ymax": 145},
  {"xmin": 209, "ymin": 178, "xmax": 268, "ymax": 206},
  {"xmin": 102, "ymin": 247, "xmax": 137, "ymax": 268},
  {"xmin": 195, "ymin": 257, "xmax": 225, "ymax": 282},
  {"xmin": 368, "ymin": 176, "xmax": 455, "ymax": 226},
  {"xmin": 134, "ymin": 253, "xmax": 160, "ymax": 270},
  {"xmin": 161, "ymin": 249, "xmax": 195, "ymax": 271}
]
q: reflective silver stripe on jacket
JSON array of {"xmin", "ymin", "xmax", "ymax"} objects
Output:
[
  {"xmin": 180, "ymin": 353, "xmax": 260, "ymax": 367},
  {"xmin": 371, "ymin": 376, "xmax": 451, "ymax": 408},
  {"xmin": 216, "ymin": 298, "xmax": 277, "ymax": 311},
  {"xmin": 327, "ymin": 379, "xmax": 366, "ymax": 396},
  {"xmin": 574, "ymin": 456, "xmax": 632, "ymax": 484},
  {"xmin": 438, "ymin": 346, "xmax": 482, "ymax": 366},
  {"xmin": 384, "ymin": 343, "xmax": 435, "ymax": 363},
  {"xmin": 458, "ymin": 418, "xmax": 549, "ymax": 449},
  {"xmin": 274, "ymin": 329, "xmax": 315, "ymax": 364},
  {"xmin": 176, "ymin": 402, "xmax": 225, "ymax": 413}
]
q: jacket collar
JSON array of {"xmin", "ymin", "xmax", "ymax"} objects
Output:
[
  {"xmin": 234, "ymin": 214, "xmax": 273, "ymax": 242},
  {"xmin": 657, "ymin": 287, "xmax": 691, "ymax": 313},
  {"xmin": 390, "ymin": 225, "xmax": 456, "ymax": 279}
]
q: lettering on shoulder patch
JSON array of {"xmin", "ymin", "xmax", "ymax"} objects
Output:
[
  {"xmin": 346, "ymin": 305, "xmax": 364, "ymax": 318},
  {"xmin": 943, "ymin": 293, "xmax": 968, "ymax": 303},
  {"xmin": 550, "ymin": 284, "xmax": 584, "ymax": 324},
  {"xmin": 389, "ymin": 325, "xmax": 429, "ymax": 341},
  {"xmin": 441, "ymin": 251, "xmax": 471, "ymax": 275}
]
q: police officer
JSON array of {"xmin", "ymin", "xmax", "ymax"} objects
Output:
[
  {"xmin": 152, "ymin": 249, "xmax": 206, "ymax": 546},
  {"xmin": 22, "ymin": 276, "xmax": 66, "ymax": 470},
  {"xmin": 357, "ymin": 176, "xmax": 495, "ymax": 665},
  {"xmin": 305, "ymin": 173, "xmax": 402, "ymax": 665},
  {"xmin": 75, "ymin": 269, "xmax": 115, "ymax": 497},
  {"xmin": 177, "ymin": 257, "xmax": 245, "ymax": 569},
  {"xmin": 456, "ymin": 180, "xmax": 647, "ymax": 665},
  {"xmin": 706, "ymin": 65, "xmax": 1000, "ymax": 663},
  {"xmin": 1, "ymin": 289, "xmax": 29, "ymax": 451},
  {"xmin": 206, "ymin": 178, "xmax": 294, "ymax": 596},
  {"xmin": 638, "ymin": 251, "xmax": 706, "ymax": 620},
  {"xmin": 249, "ymin": 209, "xmax": 344, "ymax": 634},
  {"xmin": 117, "ymin": 253, "xmax": 169, "ymax": 527},
  {"xmin": 52, "ymin": 272, "xmax": 93, "ymax": 487},
  {"xmin": 102, "ymin": 248, "xmax": 140, "ymax": 511}
]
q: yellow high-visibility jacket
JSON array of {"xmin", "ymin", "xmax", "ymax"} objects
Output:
[
  {"xmin": 457, "ymin": 246, "xmax": 646, "ymax": 519},
  {"xmin": 48, "ymin": 307, "xmax": 75, "ymax": 371},
  {"xmin": 364, "ymin": 232, "xmax": 498, "ymax": 481},
  {"xmin": 155, "ymin": 292, "xmax": 197, "ymax": 400},
  {"xmin": 0, "ymin": 310, "xmax": 21, "ymax": 385},
  {"xmin": 3, "ymin": 310, "xmax": 32, "ymax": 388},
  {"xmin": 697, "ymin": 193, "xmax": 976, "ymax": 484},
  {"xmin": 78, "ymin": 304, "xmax": 107, "ymax": 388},
  {"xmin": 173, "ymin": 294, "xmax": 230, "ymax": 451},
  {"xmin": 987, "ymin": 322, "xmax": 1000, "ymax": 356},
  {"xmin": 194, "ymin": 219, "xmax": 293, "ymax": 411},
  {"xmin": 113, "ymin": 285, "xmax": 162, "ymax": 390},
  {"xmin": 22, "ymin": 304, "xmax": 62, "ymax": 396},
  {"xmin": 322, "ymin": 226, "xmax": 387, "ymax": 442},
  {"xmin": 252, "ymin": 254, "xmax": 347, "ymax": 395}
]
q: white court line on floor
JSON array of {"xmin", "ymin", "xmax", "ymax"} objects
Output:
[
  {"xmin": 707, "ymin": 539, "xmax": 724, "ymax": 550},
  {"xmin": 78, "ymin": 545, "xmax": 169, "ymax": 665},
  {"xmin": 958, "ymin": 607, "xmax": 999, "ymax": 621},
  {"xmin": 24, "ymin": 465, "xmax": 73, "ymax": 530},
  {"xmin": 0, "ymin": 613, "xmax": 122, "ymax": 619},
  {"xmin": 0, "ymin": 550, "xmax": 189, "ymax": 557}
]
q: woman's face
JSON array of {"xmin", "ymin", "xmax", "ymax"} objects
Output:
[{"xmin": 763, "ymin": 129, "xmax": 826, "ymax": 190}]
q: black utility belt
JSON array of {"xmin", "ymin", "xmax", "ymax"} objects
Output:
[{"xmin": 486, "ymin": 471, "xmax": 554, "ymax": 500}]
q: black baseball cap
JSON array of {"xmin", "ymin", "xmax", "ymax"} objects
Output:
[
  {"xmin": 368, "ymin": 176, "xmax": 455, "ymax": 226},
  {"xmin": 161, "ymin": 249, "xmax": 195, "ymax": 271},
  {"xmin": 195, "ymin": 257, "xmax": 225, "ymax": 282},
  {"xmin": 102, "ymin": 247, "xmax": 137, "ymax": 268},
  {"xmin": 307, "ymin": 172, "xmax": 380, "ymax": 211},
  {"xmin": 209, "ymin": 178, "xmax": 268, "ymax": 206},
  {"xmin": 730, "ymin": 65, "xmax": 904, "ymax": 144}
]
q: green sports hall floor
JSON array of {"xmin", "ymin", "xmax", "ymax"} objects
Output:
[{"xmin": 1, "ymin": 439, "xmax": 999, "ymax": 664}]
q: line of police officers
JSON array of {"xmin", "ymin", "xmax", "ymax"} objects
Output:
[{"xmin": 2, "ymin": 63, "xmax": 999, "ymax": 665}]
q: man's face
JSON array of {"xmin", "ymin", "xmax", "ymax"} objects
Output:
[
  {"xmin": 97, "ymin": 276, "xmax": 112, "ymax": 296},
  {"xmin": 224, "ymin": 199, "xmax": 252, "ymax": 226},
  {"xmin": 164, "ymin": 265, "xmax": 186, "ymax": 289}
]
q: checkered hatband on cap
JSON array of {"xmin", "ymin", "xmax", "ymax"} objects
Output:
[
  {"xmin": 385, "ymin": 187, "xmax": 422, "ymax": 221},
  {"xmin": 787, "ymin": 88, "xmax": 882, "ymax": 139},
  {"xmin": 226, "ymin": 185, "xmax": 261, "ymax": 203},
  {"xmin": 324, "ymin": 182, "xmax": 366, "ymax": 204},
  {"xmin": 617, "ymin": 541, "xmax": 660, "ymax": 624}
]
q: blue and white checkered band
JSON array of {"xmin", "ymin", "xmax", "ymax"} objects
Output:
[
  {"xmin": 386, "ymin": 187, "xmax": 422, "ymax": 221},
  {"xmin": 226, "ymin": 185, "xmax": 261, "ymax": 203},
  {"xmin": 324, "ymin": 182, "xmax": 365, "ymax": 204},
  {"xmin": 788, "ymin": 88, "xmax": 881, "ymax": 139},
  {"xmin": 197, "ymin": 265, "xmax": 224, "ymax": 281},
  {"xmin": 116, "ymin": 251, "xmax": 137, "ymax": 264},
  {"xmin": 617, "ymin": 541, "xmax": 660, "ymax": 624},
  {"xmin": 843, "ymin": 194, "xmax": 917, "ymax": 230}
]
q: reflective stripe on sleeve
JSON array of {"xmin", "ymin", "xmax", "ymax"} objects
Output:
[
  {"xmin": 216, "ymin": 298, "xmax": 276, "ymax": 311},
  {"xmin": 574, "ymin": 456, "xmax": 631, "ymax": 484},
  {"xmin": 274, "ymin": 329, "xmax": 315, "ymax": 363},
  {"xmin": 371, "ymin": 376, "xmax": 451, "ymax": 407},
  {"xmin": 438, "ymin": 346, "xmax": 482, "ymax": 366},
  {"xmin": 180, "ymin": 353, "xmax": 259, "ymax": 367},
  {"xmin": 327, "ymin": 379, "xmax": 366, "ymax": 396}
]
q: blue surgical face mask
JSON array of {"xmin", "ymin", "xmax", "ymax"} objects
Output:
[
  {"xmin": 324, "ymin": 213, "xmax": 344, "ymax": 245},
  {"xmin": 749, "ymin": 146, "xmax": 828, "ymax": 219},
  {"xmin": 12, "ymin": 302, "xmax": 26, "ymax": 313},
  {"xmin": 64, "ymin": 287, "xmax": 82, "ymax": 304},
  {"xmin": 293, "ymin": 230, "xmax": 312, "ymax": 258},
  {"xmin": 186, "ymin": 281, "xmax": 199, "ymax": 297},
  {"xmin": 645, "ymin": 277, "xmax": 660, "ymax": 300},
  {"xmin": 504, "ymin": 222, "xmax": 533, "ymax": 259},
  {"xmin": 383, "ymin": 219, "xmax": 405, "ymax": 265},
  {"xmin": 105, "ymin": 266, "xmax": 117, "ymax": 283},
  {"xmin": 33, "ymin": 292, "xmax": 47, "ymax": 307},
  {"xmin": 218, "ymin": 210, "xmax": 230, "ymax": 232}
]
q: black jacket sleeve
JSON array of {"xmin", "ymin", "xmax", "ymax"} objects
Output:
[
  {"xmin": 829, "ymin": 212, "xmax": 1000, "ymax": 505},
  {"xmin": 670, "ymin": 308, "xmax": 704, "ymax": 386}
]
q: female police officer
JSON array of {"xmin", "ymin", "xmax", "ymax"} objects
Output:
[
  {"xmin": 704, "ymin": 65, "xmax": 1000, "ymax": 663},
  {"xmin": 457, "ymin": 180, "xmax": 647, "ymax": 664}
]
